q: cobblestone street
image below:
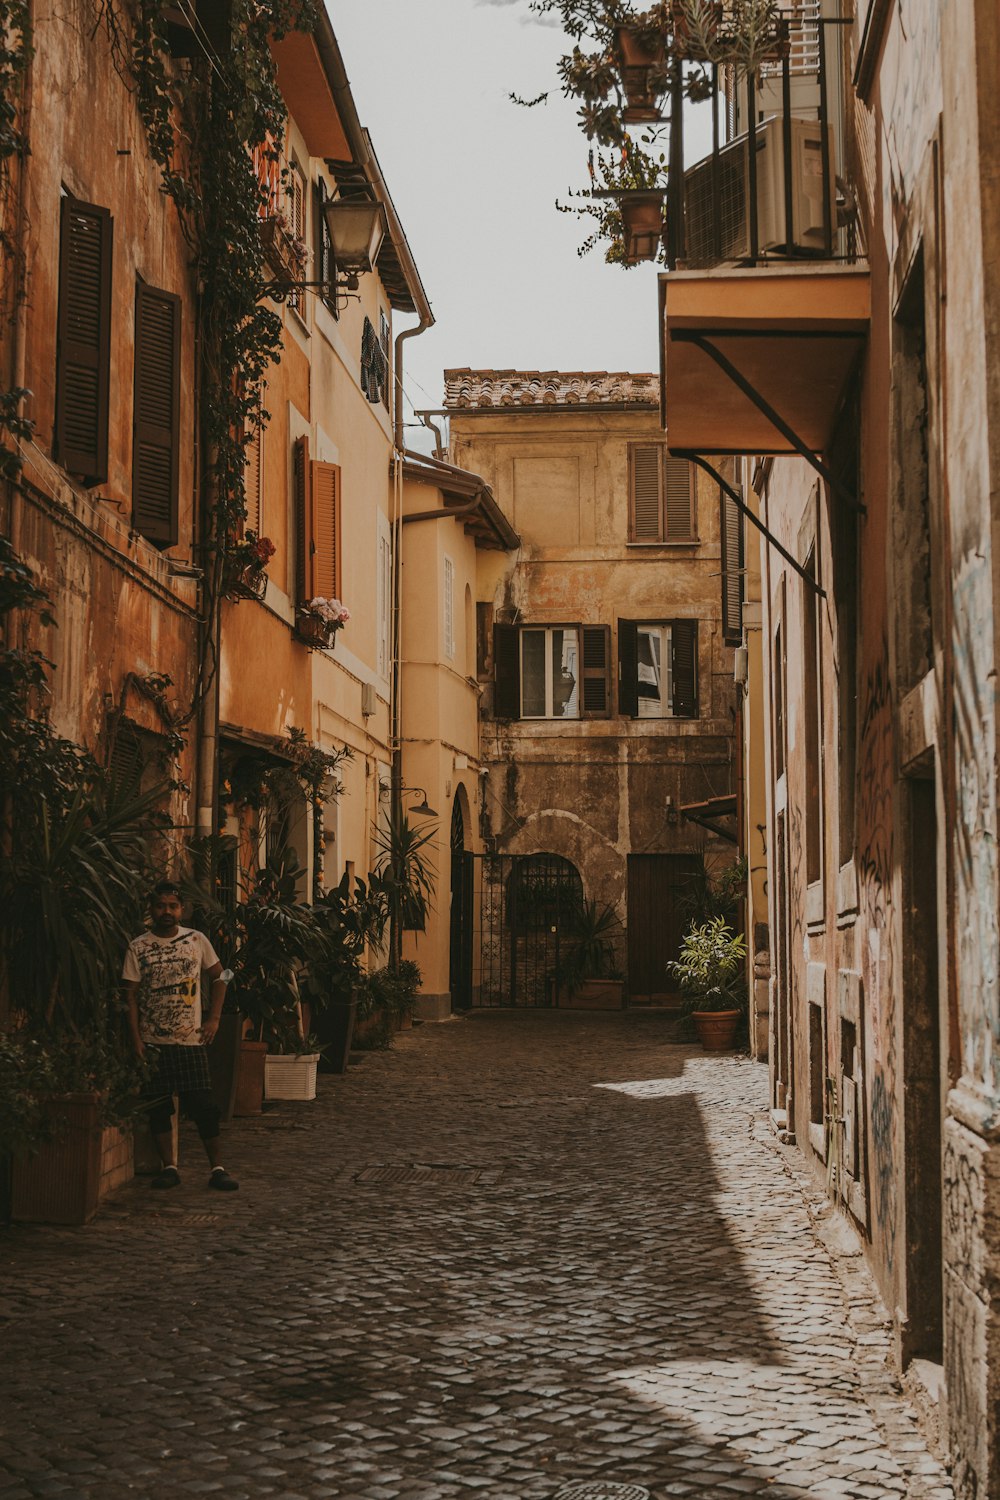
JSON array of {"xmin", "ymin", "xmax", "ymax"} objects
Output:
[{"xmin": 0, "ymin": 1012, "xmax": 953, "ymax": 1500}]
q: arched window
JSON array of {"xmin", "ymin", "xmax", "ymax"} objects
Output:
[{"xmin": 506, "ymin": 853, "xmax": 583, "ymax": 936}]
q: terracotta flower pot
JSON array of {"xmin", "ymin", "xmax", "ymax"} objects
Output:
[
  {"xmin": 296, "ymin": 613, "xmax": 333, "ymax": 648},
  {"xmin": 620, "ymin": 191, "xmax": 666, "ymax": 264},
  {"xmin": 692, "ymin": 1009, "xmax": 742, "ymax": 1052}
]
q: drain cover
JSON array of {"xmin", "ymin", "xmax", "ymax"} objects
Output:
[
  {"xmin": 554, "ymin": 1486, "xmax": 650, "ymax": 1500},
  {"xmin": 353, "ymin": 1163, "xmax": 503, "ymax": 1186}
]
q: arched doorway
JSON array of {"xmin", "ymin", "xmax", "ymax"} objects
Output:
[{"xmin": 448, "ymin": 797, "xmax": 473, "ymax": 1010}]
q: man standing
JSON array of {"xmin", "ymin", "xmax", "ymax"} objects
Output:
[{"xmin": 122, "ymin": 880, "xmax": 239, "ymax": 1191}]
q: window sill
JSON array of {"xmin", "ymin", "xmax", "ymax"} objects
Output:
[{"xmin": 625, "ymin": 539, "xmax": 701, "ymax": 549}]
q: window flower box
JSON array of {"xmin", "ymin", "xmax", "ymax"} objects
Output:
[{"xmin": 258, "ymin": 214, "xmax": 308, "ymax": 282}]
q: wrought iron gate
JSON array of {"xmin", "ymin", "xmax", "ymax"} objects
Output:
[{"xmin": 473, "ymin": 852, "xmax": 584, "ymax": 1007}]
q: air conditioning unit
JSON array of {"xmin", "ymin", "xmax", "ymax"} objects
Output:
[{"xmin": 683, "ymin": 116, "xmax": 836, "ymax": 266}]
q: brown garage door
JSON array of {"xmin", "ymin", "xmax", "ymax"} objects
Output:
[{"xmin": 627, "ymin": 853, "xmax": 703, "ymax": 1002}]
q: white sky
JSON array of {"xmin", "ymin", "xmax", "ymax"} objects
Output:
[{"xmin": 330, "ymin": 0, "xmax": 713, "ymax": 440}]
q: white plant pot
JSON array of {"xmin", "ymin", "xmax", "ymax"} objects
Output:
[{"xmin": 264, "ymin": 1053, "xmax": 320, "ymax": 1101}]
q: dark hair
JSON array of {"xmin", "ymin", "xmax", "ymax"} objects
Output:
[{"xmin": 151, "ymin": 879, "xmax": 182, "ymax": 901}]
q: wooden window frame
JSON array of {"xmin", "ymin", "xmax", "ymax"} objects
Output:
[
  {"xmin": 627, "ymin": 444, "xmax": 697, "ymax": 544},
  {"xmin": 491, "ymin": 622, "xmax": 611, "ymax": 721},
  {"xmin": 618, "ymin": 618, "xmax": 699, "ymax": 720},
  {"xmin": 132, "ymin": 280, "xmax": 181, "ymax": 549},
  {"xmin": 55, "ymin": 196, "xmax": 113, "ymax": 485}
]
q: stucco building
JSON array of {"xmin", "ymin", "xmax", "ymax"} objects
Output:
[
  {"xmin": 658, "ymin": 2, "xmax": 1000, "ymax": 1493},
  {"xmin": 446, "ymin": 369, "xmax": 739, "ymax": 1008}
]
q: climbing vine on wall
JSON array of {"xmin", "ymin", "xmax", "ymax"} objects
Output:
[
  {"xmin": 0, "ymin": 0, "xmax": 34, "ymax": 482},
  {"xmin": 97, "ymin": 0, "xmax": 318, "ymax": 549}
]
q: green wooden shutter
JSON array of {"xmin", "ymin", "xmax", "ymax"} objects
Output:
[
  {"xmin": 720, "ymin": 486, "xmax": 744, "ymax": 646},
  {"xmin": 55, "ymin": 197, "xmax": 113, "ymax": 484},
  {"xmin": 493, "ymin": 624, "xmax": 520, "ymax": 719},
  {"xmin": 618, "ymin": 619, "xmax": 639, "ymax": 717},
  {"xmin": 132, "ymin": 282, "xmax": 181, "ymax": 548},
  {"xmin": 581, "ymin": 625, "xmax": 611, "ymax": 718},
  {"xmin": 671, "ymin": 619, "xmax": 699, "ymax": 718}
]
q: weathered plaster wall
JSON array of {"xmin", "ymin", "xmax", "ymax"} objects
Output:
[{"xmin": 456, "ymin": 403, "xmax": 737, "ymax": 997}]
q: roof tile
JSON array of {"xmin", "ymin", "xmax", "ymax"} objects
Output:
[{"xmin": 443, "ymin": 368, "xmax": 658, "ymax": 410}]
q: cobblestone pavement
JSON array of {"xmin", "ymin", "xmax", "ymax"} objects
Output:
[{"xmin": 0, "ymin": 1011, "xmax": 954, "ymax": 1500}]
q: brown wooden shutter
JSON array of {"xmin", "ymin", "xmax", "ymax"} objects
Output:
[
  {"xmin": 664, "ymin": 456, "xmax": 695, "ymax": 540},
  {"xmin": 618, "ymin": 619, "xmax": 639, "ymax": 717},
  {"xmin": 581, "ymin": 625, "xmax": 611, "ymax": 718},
  {"xmin": 630, "ymin": 444, "xmax": 663, "ymax": 541},
  {"xmin": 476, "ymin": 601, "xmax": 494, "ymax": 679},
  {"xmin": 55, "ymin": 197, "xmax": 113, "ymax": 484},
  {"xmin": 311, "ymin": 460, "xmax": 341, "ymax": 599},
  {"xmin": 132, "ymin": 282, "xmax": 180, "ymax": 547},
  {"xmin": 671, "ymin": 619, "xmax": 699, "ymax": 718},
  {"xmin": 314, "ymin": 177, "xmax": 338, "ymax": 317},
  {"xmin": 720, "ymin": 486, "xmax": 744, "ymax": 646},
  {"xmin": 493, "ymin": 624, "xmax": 520, "ymax": 719},
  {"xmin": 293, "ymin": 434, "xmax": 313, "ymax": 604}
]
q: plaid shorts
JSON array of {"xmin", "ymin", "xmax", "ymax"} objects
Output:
[{"xmin": 143, "ymin": 1043, "xmax": 212, "ymax": 1099}]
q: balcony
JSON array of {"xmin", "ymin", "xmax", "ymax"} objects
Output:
[{"xmin": 659, "ymin": 14, "xmax": 869, "ymax": 459}]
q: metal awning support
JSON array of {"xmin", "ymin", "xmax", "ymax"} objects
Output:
[
  {"xmin": 674, "ymin": 452, "xmax": 827, "ymax": 599},
  {"xmin": 669, "ymin": 329, "xmax": 866, "ymax": 516}
]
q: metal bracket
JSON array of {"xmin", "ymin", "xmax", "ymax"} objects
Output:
[
  {"xmin": 673, "ymin": 451, "xmax": 827, "ymax": 600},
  {"xmin": 669, "ymin": 329, "xmax": 865, "ymax": 516}
]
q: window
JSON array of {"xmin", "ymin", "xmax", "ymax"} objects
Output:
[
  {"xmin": 720, "ymin": 487, "xmax": 744, "ymax": 646},
  {"xmin": 132, "ymin": 281, "xmax": 181, "ymax": 548},
  {"xmin": 285, "ymin": 160, "xmax": 305, "ymax": 311},
  {"xmin": 492, "ymin": 623, "xmax": 611, "ymax": 720},
  {"xmin": 313, "ymin": 176, "xmax": 337, "ymax": 318},
  {"xmin": 379, "ymin": 312, "xmax": 391, "ymax": 412},
  {"xmin": 618, "ymin": 619, "xmax": 698, "ymax": 718},
  {"xmin": 443, "ymin": 555, "xmax": 455, "ymax": 661},
  {"xmin": 55, "ymin": 196, "xmax": 113, "ymax": 485},
  {"xmin": 628, "ymin": 445, "xmax": 695, "ymax": 542},
  {"xmin": 361, "ymin": 316, "xmax": 387, "ymax": 405},
  {"xmin": 293, "ymin": 435, "xmax": 341, "ymax": 606}
]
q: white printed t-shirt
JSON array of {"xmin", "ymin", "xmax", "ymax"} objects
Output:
[{"xmin": 122, "ymin": 927, "xmax": 220, "ymax": 1046}]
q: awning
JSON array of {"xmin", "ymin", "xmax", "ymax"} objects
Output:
[{"xmin": 680, "ymin": 793, "xmax": 738, "ymax": 845}]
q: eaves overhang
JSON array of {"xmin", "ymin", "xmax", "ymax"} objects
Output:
[
  {"xmin": 660, "ymin": 264, "xmax": 870, "ymax": 456},
  {"xmin": 400, "ymin": 458, "xmax": 520, "ymax": 552}
]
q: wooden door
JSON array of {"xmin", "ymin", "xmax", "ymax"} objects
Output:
[{"xmin": 627, "ymin": 854, "xmax": 702, "ymax": 1002}]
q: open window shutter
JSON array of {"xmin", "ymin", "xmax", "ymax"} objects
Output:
[
  {"xmin": 664, "ymin": 456, "xmax": 695, "ymax": 540},
  {"xmin": 314, "ymin": 177, "xmax": 337, "ymax": 316},
  {"xmin": 720, "ymin": 486, "xmax": 744, "ymax": 645},
  {"xmin": 671, "ymin": 619, "xmax": 699, "ymax": 718},
  {"xmin": 493, "ymin": 624, "xmax": 520, "ymax": 719},
  {"xmin": 618, "ymin": 619, "xmax": 639, "ymax": 717},
  {"xmin": 630, "ymin": 445, "xmax": 662, "ymax": 541},
  {"xmin": 581, "ymin": 625, "xmax": 611, "ymax": 718},
  {"xmin": 293, "ymin": 434, "xmax": 314, "ymax": 603},
  {"xmin": 244, "ymin": 408, "xmax": 262, "ymax": 537},
  {"xmin": 132, "ymin": 283, "xmax": 181, "ymax": 547},
  {"xmin": 311, "ymin": 460, "xmax": 341, "ymax": 600},
  {"xmin": 55, "ymin": 198, "xmax": 112, "ymax": 483}
]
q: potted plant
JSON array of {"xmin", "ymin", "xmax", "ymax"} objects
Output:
[
  {"xmin": 259, "ymin": 208, "xmax": 309, "ymax": 281},
  {"xmin": 668, "ymin": 914, "xmax": 747, "ymax": 1050},
  {"xmin": 296, "ymin": 596, "xmax": 350, "ymax": 649},
  {"xmin": 308, "ymin": 871, "xmax": 388, "ymax": 1071},
  {"xmin": 264, "ymin": 1033, "xmax": 323, "ymax": 1101},
  {"xmin": 222, "ymin": 531, "xmax": 275, "ymax": 602},
  {"xmin": 555, "ymin": 898, "xmax": 626, "ymax": 1008}
]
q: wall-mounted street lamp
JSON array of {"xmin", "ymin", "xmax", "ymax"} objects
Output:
[
  {"xmin": 401, "ymin": 785, "xmax": 437, "ymax": 818},
  {"xmin": 261, "ymin": 198, "xmax": 388, "ymax": 304}
]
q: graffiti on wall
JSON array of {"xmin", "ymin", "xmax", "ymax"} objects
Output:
[
  {"xmin": 952, "ymin": 554, "xmax": 999, "ymax": 1098},
  {"xmin": 856, "ymin": 639, "xmax": 898, "ymax": 1270}
]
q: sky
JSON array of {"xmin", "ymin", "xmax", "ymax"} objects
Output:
[{"xmin": 330, "ymin": 0, "xmax": 713, "ymax": 442}]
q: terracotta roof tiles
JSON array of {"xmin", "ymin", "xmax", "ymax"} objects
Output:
[{"xmin": 443, "ymin": 369, "xmax": 659, "ymax": 410}]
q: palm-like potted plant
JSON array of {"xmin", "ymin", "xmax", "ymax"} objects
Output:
[
  {"xmin": 668, "ymin": 914, "xmax": 747, "ymax": 1050},
  {"xmin": 555, "ymin": 898, "xmax": 626, "ymax": 1008}
]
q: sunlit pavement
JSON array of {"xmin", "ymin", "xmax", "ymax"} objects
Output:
[{"xmin": 0, "ymin": 1011, "xmax": 953, "ymax": 1500}]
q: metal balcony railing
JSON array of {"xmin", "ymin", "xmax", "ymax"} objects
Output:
[{"xmin": 664, "ymin": 15, "xmax": 859, "ymax": 272}]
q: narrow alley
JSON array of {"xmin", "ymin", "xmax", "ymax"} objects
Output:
[{"xmin": 0, "ymin": 1014, "xmax": 952, "ymax": 1500}]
